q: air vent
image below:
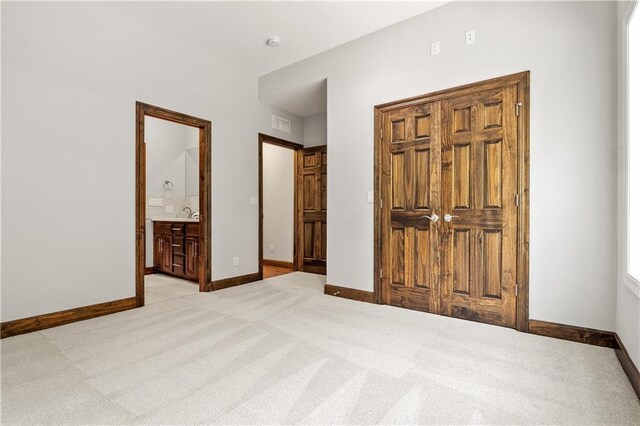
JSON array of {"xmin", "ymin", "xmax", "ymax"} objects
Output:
[{"xmin": 272, "ymin": 115, "xmax": 291, "ymax": 133}]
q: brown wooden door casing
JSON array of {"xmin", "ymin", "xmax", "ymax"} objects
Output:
[
  {"xmin": 381, "ymin": 102, "xmax": 442, "ymax": 313},
  {"xmin": 299, "ymin": 145, "xmax": 327, "ymax": 275},
  {"xmin": 375, "ymin": 72, "xmax": 529, "ymax": 330},
  {"xmin": 136, "ymin": 102, "xmax": 212, "ymax": 306}
]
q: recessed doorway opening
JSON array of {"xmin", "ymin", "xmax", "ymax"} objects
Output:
[
  {"xmin": 259, "ymin": 133, "xmax": 302, "ymax": 279},
  {"xmin": 135, "ymin": 102, "xmax": 212, "ymax": 307}
]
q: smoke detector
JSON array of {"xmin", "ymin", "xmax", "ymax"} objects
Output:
[{"xmin": 266, "ymin": 37, "xmax": 281, "ymax": 47}]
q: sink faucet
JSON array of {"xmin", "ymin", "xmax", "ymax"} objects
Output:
[{"xmin": 182, "ymin": 207, "xmax": 193, "ymax": 219}]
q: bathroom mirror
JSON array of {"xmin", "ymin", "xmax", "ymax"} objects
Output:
[
  {"xmin": 185, "ymin": 147, "xmax": 199, "ymax": 197},
  {"xmin": 145, "ymin": 116, "xmax": 200, "ymax": 219}
]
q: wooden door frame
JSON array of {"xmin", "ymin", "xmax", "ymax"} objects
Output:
[
  {"xmin": 258, "ymin": 133, "xmax": 304, "ymax": 278},
  {"xmin": 136, "ymin": 102, "xmax": 212, "ymax": 307},
  {"xmin": 373, "ymin": 71, "xmax": 530, "ymax": 331}
]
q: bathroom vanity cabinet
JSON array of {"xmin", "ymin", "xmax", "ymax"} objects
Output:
[{"xmin": 153, "ymin": 221, "xmax": 200, "ymax": 282}]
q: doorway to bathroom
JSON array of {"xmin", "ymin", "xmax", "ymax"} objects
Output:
[{"xmin": 135, "ymin": 102, "xmax": 212, "ymax": 307}]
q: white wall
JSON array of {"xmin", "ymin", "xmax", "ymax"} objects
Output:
[
  {"xmin": 263, "ymin": 144, "xmax": 294, "ymax": 263},
  {"xmin": 259, "ymin": 102, "xmax": 304, "ymax": 145},
  {"xmin": 617, "ymin": 0, "xmax": 640, "ymax": 367},
  {"xmin": 303, "ymin": 112, "xmax": 327, "ymax": 147},
  {"xmin": 260, "ymin": 1, "xmax": 618, "ymax": 331},
  {"xmin": 145, "ymin": 116, "xmax": 191, "ymax": 200},
  {"xmin": 1, "ymin": 2, "xmax": 260, "ymax": 321}
]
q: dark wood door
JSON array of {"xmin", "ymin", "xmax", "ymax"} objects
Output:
[
  {"xmin": 185, "ymin": 237, "xmax": 198, "ymax": 279},
  {"xmin": 298, "ymin": 145, "xmax": 327, "ymax": 275},
  {"xmin": 381, "ymin": 102, "xmax": 442, "ymax": 312},
  {"xmin": 440, "ymin": 86, "xmax": 518, "ymax": 327}
]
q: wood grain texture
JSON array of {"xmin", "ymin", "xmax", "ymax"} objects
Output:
[
  {"xmin": 263, "ymin": 259, "xmax": 295, "ymax": 269},
  {"xmin": 324, "ymin": 284, "xmax": 375, "ymax": 304},
  {"xmin": 1, "ymin": 297, "xmax": 137, "ymax": 338},
  {"xmin": 300, "ymin": 145, "xmax": 327, "ymax": 275},
  {"xmin": 211, "ymin": 273, "xmax": 261, "ymax": 291},
  {"xmin": 515, "ymin": 72, "xmax": 530, "ymax": 332},
  {"xmin": 263, "ymin": 265, "xmax": 293, "ymax": 279},
  {"xmin": 258, "ymin": 133, "xmax": 303, "ymax": 280},
  {"xmin": 615, "ymin": 334, "xmax": 640, "ymax": 400},
  {"xmin": 381, "ymin": 102, "xmax": 441, "ymax": 313},
  {"xmin": 528, "ymin": 320, "xmax": 617, "ymax": 348},
  {"xmin": 440, "ymin": 85, "xmax": 518, "ymax": 329},
  {"xmin": 376, "ymin": 71, "xmax": 530, "ymax": 113},
  {"xmin": 373, "ymin": 71, "xmax": 530, "ymax": 330},
  {"xmin": 153, "ymin": 221, "xmax": 200, "ymax": 282},
  {"xmin": 136, "ymin": 102, "xmax": 212, "ymax": 303}
]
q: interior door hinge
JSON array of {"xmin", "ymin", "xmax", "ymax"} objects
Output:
[
  {"xmin": 380, "ymin": 127, "xmax": 383, "ymax": 140},
  {"xmin": 515, "ymin": 102, "xmax": 522, "ymax": 117},
  {"xmin": 515, "ymin": 193, "xmax": 519, "ymax": 207},
  {"xmin": 516, "ymin": 284, "xmax": 519, "ymax": 296},
  {"xmin": 380, "ymin": 198, "xmax": 383, "ymax": 209},
  {"xmin": 380, "ymin": 268, "xmax": 383, "ymax": 278}
]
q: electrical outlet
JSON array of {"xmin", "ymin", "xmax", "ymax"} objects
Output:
[
  {"xmin": 430, "ymin": 41, "xmax": 440, "ymax": 56},
  {"xmin": 367, "ymin": 191, "xmax": 374, "ymax": 204},
  {"xmin": 249, "ymin": 196, "xmax": 258, "ymax": 206},
  {"xmin": 165, "ymin": 205, "xmax": 174, "ymax": 214},
  {"xmin": 233, "ymin": 256, "xmax": 240, "ymax": 266},
  {"xmin": 465, "ymin": 30, "xmax": 476, "ymax": 45}
]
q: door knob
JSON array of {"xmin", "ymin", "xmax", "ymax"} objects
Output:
[
  {"xmin": 444, "ymin": 214, "xmax": 459, "ymax": 222},
  {"xmin": 422, "ymin": 213, "xmax": 439, "ymax": 222}
]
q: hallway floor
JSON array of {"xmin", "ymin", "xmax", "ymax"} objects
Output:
[
  {"xmin": 263, "ymin": 264, "xmax": 294, "ymax": 279},
  {"xmin": 1, "ymin": 272, "xmax": 639, "ymax": 424}
]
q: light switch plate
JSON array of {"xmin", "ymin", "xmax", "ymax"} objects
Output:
[
  {"xmin": 233, "ymin": 256, "xmax": 240, "ymax": 266},
  {"xmin": 250, "ymin": 196, "xmax": 258, "ymax": 206},
  {"xmin": 149, "ymin": 197, "xmax": 163, "ymax": 207},
  {"xmin": 367, "ymin": 191, "xmax": 374, "ymax": 203}
]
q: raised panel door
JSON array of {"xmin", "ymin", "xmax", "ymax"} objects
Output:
[
  {"xmin": 381, "ymin": 102, "xmax": 442, "ymax": 313},
  {"xmin": 440, "ymin": 86, "xmax": 518, "ymax": 327},
  {"xmin": 299, "ymin": 146, "xmax": 327, "ymax": 275}
]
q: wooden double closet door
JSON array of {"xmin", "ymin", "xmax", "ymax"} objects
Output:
[{"xmin": 378, "ymin": 74, "xmax": 527, "ymax": 329}]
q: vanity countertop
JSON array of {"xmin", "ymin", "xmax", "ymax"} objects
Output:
[{"xmin": 148, "ymin": 218, "xmax": 200, "ymax": 223}]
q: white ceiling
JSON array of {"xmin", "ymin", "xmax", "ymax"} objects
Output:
[{"xmin": 106, "ymin": 1, "xmax": 446, "ymax": 77}]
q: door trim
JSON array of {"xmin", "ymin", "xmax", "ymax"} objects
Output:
[
  {"xmin": 136, "ymin": 102, "xmax": 212, "ymax": 307},
  {"xmin": 373, "ymin": 71, "xmax": 530, "ymax": 331},
  {"xmin": 258, "ymin": 133, "xmax": 303, "ymax": 279}
]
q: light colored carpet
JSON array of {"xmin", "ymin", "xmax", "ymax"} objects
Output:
[
  {"xmin": 1, "ymin": 272, "xmax": 639, "ymax": 425},
  {"xmin": 144, "ymin": 274, "xmax": 199, "ymax": 305}
]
